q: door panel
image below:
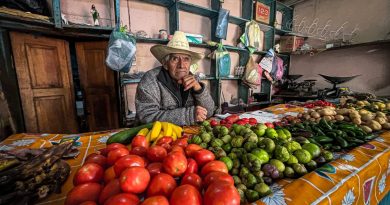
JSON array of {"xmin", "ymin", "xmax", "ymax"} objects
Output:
[
  {"xmin": 10, "ymin": 32, "xmax": 78, "ymax": 133},
  {"xmin": 76, "ymin": 42, "xmax": 119, "ymax": 131}
]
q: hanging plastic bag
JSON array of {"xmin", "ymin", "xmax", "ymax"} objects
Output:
[
  {"xmin": 215, "ymin": 8, "xmax": 229, "ymax": 39},
  {"xmin": 242, "ymin": 55, "xmax": 262, "ymax": 89},
  {"xmin": 259, "ymin": 49, "xmax": 275, "ymax": 73},
  {"xmin": 216, "ymin": 44, "xmax": 231, "ymax": 77},
  {"xmin": 270, "ymin": 56, "xmax": 284, "ymax": 80},
  {"xmin": 106, "ymin": 27, "xmax": 137, "ymax": 73},
  {"xmin": 240, "ymin": 20, "xmax": 264, "ymax": 53}
]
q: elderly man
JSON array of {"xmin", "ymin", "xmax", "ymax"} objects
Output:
[{"xmin": 135, "ymin": 31, "xmax": 215, "ymax": 125}]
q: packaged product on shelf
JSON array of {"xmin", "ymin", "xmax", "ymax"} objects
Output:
[
  {"xmin": 255, "ymin": 2, "xmax": 270, "ymax": 24},
  {"xmin": 279, "ymin": 36, "xmax": 304, "ymax": 52}
]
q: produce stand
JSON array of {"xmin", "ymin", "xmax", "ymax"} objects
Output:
[{"xmin": 1, "ymin": 104, "xmax": 389, "ymax": 205}]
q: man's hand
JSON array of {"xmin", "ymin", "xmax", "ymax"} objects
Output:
[
  {"xmin": 179, "ymin": 75, "xmax": 202, "ymax": 91},
  {"xmin": 195, "ymin": 106, "xmax": 207, "ymax": 122}
]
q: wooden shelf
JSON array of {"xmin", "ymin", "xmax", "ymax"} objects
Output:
[
  {"xmin": 229, "ymin": 16, "xmax": 248, "ymax": 26},
  {"xmin": 136, "ymin": 37, "xmax": 169, "ymax": 44},
  {"xmin": 178, "ymin": 1, "xmax": 218, "ymax": 18},
  {"xmin": 275, "ymin": 28, "xmax": 293, "ymax": 35},
  {"xmin": 141, "ymin": 0, "xmax": 173, "ymax": 7}
]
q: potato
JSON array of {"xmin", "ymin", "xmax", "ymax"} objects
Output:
[
  {"xmin": 320, "ymin": 109, "xmax": 334, "ymax": 116},
  {"xmin": 359, "ymin": 109, "xmax": 369, "ymax": 115},
  {"xmin": 310, "ymin": 111, "xmax": 321, "ymax": 118},
  {"xmin": 335, "ymin": 115, "xmax": 344, "ymax": 121},
  {"xmin": 376, "ymin": 111, "xmax": 386, "ymax": 118},
  {"xmin": 309, "ymin": 118, "xmax": 316, "ymax": 122},
  {"xmin": 323, "ymin": 116, "xmax": 332, "ymax": 121},
  {"xmin": 344, "ymin": 116, "xmax": 351, "ymax": 122},
  {"xmin": 386, "ymin": 103, "xmax": 390, "ymax": 110},
  {"xmin": 303, "ymin": 114, "xmax": 311, "ymax": 120},
  {"xmin": 356, "ymin": 101, "xmax": 365, "ymax": 106},
  {"xmin": 349, "ymin": 112, "xmax": 360, "ymax": 119},
  {"xmin": 352, "ymin": 118, "xmax": 362, "ymax": 125},
  {"xmin": 315, "ymin": 118, "xmax": 321, "ymax": 123},
  {"xmin": 360, "ymin": 125, "xmax": 372, "ymax": 133},
  {"xmin": 361, "ymin": 113, "xmax": 374, "ymax": 122},
  {"xmin": 369, "ymin": 120, "xmax": 382, "ymax": 131},
  {"xmin": 363, "ymin": 100, "xmax": 370, "ymax": 106},
  {"xmin": 382, "ymin": 123, "xmax": 390, "ymax": 129},
  {"xmin": 325, "ymin": 106, "xmax": 335, "ymax": 110},
  {"xmin": 375, "ymin": 117, "xmax": 387, "ymax": 125}
]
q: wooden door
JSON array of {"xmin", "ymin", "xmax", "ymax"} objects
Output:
[
  {"xmin": 76, "ymin": 42, "xmax": 119, "ymax": 131},
  {"xmin": 10, "ymin": 32, "xmax": 78, "ymax": 133}
]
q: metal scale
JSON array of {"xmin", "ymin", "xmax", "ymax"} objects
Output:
[{"xmin": 317, "ymin": 74, "xmax": 360, "ymax": 98}]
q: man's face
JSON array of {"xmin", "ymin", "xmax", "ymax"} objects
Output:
[{"xmin": 165, "ymin": 53, "xmax": 192, "ymax": 81}]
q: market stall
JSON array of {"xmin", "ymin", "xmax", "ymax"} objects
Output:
[{"xmin": 1, "ymin": 104, "xmax": 389, "ymax": 205}]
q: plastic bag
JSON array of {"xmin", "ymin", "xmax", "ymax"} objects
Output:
[
  {"xmin": 0, "ymin": 0, "xmax": 50, "ymax": 16},
  {"xmin": 259, "ymin": 49, "xmax": 275, "ymax": 73},
  {"xmin": 215, "ymin": 8, "xmax": 229, "ymax": 39},
  {"xmin": 240, "ymin": 20, "xmax": 264, "ymax": 53},
  {"xmin": 271, "ymin": 56, "xmax": 284, "ymax": 80},
  {"xmin": 216, "ymin": 44, "xmax": 231, "ymax": 77},
  {"xmin": 106, "ymin": 28, "xmax": 136, "ymax": 73},
  {"xmin": 242, "ymin": 55, "xmax": 262, "ymax": 89}
]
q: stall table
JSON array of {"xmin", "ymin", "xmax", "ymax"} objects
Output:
[{"xmin": 0, "ymin": 105, "xmax": 389, "ymax": 205}]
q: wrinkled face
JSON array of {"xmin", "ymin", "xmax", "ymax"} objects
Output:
[{"xmin": 163, "ymin": 53, "xmax": 192, "ymax": 81}]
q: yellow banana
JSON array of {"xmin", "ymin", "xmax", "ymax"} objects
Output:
[
  {"xmin": 150, "ymin": 121, "xmax": 162, "ymax": 141},
  {"xmin": 171, "ymin": 124, "xmax": 183, "ymax": 138},
  {"xmin": 161, "ymin": 122, "xmax": 173, "ymax": 137},
  {"xmin": 152, "ymin": 133, "xmax": 165, "ymax": 145},
  {"xmin": 171, "ymin": 131, "xmax": 177, "ymax": 141},
  {"xmin": 145, "ymin": 131, "xmax": 151, "ymax": 143},
  {"xmin": 136, "ymin": 128, "xmax": 149, "ymax": 136}
]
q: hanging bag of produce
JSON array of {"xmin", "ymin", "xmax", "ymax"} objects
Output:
[
  {"xmin": 216, "ymin": 44, "xmax": 231, "ymax": 77},
  {"xmin": 215, "ymin": 8, "xmax": 230, "ymax": 39},
  {"xmin": 106, "ymin": 26, "xmax": 137, "ymax": 73},
  {"xmin": 240, "ymin": 20, "xmax": 264, "ymax": 53},
  {"xmin": 242, "ymin": 55, "xmax": 262, "ymax": 89},
  {"xmin": 270, "ymin": 56, "xmax": 285, "ymax": 81}
]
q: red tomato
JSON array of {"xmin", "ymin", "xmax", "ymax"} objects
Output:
[
  {"xmin": 147, "ymin": 146, "xmax": 167, "ymax": 162},
  {"xmin": 170, "ymin": 145, "xmax": 185, "ymax": 155},
  {"xmin": 185, "ymin": 144, "xmax": 202, "ymax": 158},
  {"xmin": 156, "ymin": 137, "xmax": 173, "ymax": 145},
  {"xmin": 236, "ymin": 120, "xmax": 246, "ymax": 125},
  {"xmin": 107, "ymin": 148, "xmax": 129, "ymax": 166},
  {"xmin": 181, "ymin": 173, "xmax": 202, "ymax": 190},
  {"xmin": 162, "ymin": 152, "xmax": 187, "ymax": 177},
  {"xmin": 114, "ymin": 155, "xmax": 145, "ymax": 176},
  {"xmin": 73, "ymin": 163, "xmax": 104, "ymax": 185},
  {"xmin": 65, "ymin": 183, "xmax": 102, "ymax": 205},
  {"xmin": 98, "ymin": 148, "xmax": 109, "ymax": 156},
  {"xmin": 131, "ymin": 135, "xmax": 149, "ymax": 148},
  {"xmin": 170, "ymin": 185, "xmax": 202, "ymax": 205},
  {"xmin": 104, "ymin": 166, "xmax": 116, "ymax": 184},
  {"xmin": 159, "ymin": 143, "xmax": 172, "ymax": 152},
  {"xmin": 104, "ymin": 193, "xmax": 139, "ymax": 205},
  {"xmin": 147, "ymin": 173, "xmax": 177, "ymax": 197},
  {"xmin": 146, "ymin": 162, "xmax": 163, "ymax": 177},
  {"xmin": 80, "ymin": 201, "xmax": 96, "ymax": 205},
  {"xmin": 184, "ymin": 158, "xmax": 198, "ymax": 175},
  {"xmin": 203, "ymin": 171, "xmax": 234, "ymax": 188},
  {"xmin": 99, "ymin": 179, "xmax": 121, "ymax": 205},
  {"xmin": 171, "ymin": 138, "xmax": 188, "ymax": 148},
  {"xmin": 210, "ymin": 120, "xmax": 218, "ymax": 127},
  {"xmin": 265, "ymin": 122, "xmax": 274, "ymax": 128},
  {"xmin": 106, "ymin": 143, "xmax": 127, "ymax": 152},
  {"xmin": 85, "ymin": 153, "xmax": 107, "ymax": 168},
  {"xmin": 120, "ymin": 167, "xmax": 150, "ymax": 194},
  {"xmin": 193, "ymin": 149, "xmax": 215, "ymax": 166},
  {"xmin": 201, "ymin": 160, "xmax": 228, "ymax": 176},
  {"xmin": 203, "ymin": 181, "xmax": 240, "ymax": 205},
  {"xmin": 130, "ymin": 146, "xmax": 147, "ymax": 157},
  {"xmin": 249, "ymin": 118, "xmax": 257, "ymax": 124},
  {"xmin": 141, "ymin": 196, "xmax": 169, "ymax": 205}
]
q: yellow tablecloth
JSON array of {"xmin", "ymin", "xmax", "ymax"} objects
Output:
[{"xmin": 0, "ymin": 104, "xmax": 389, "ymax": 205}]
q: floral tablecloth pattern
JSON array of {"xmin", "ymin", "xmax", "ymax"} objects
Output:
[{"xmin": 1, "ymin": 104, "xmax": 389, "ymax": 205}]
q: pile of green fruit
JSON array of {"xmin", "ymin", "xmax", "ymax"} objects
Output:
[{"xmin": 189, "ymin": 122, "xmax": 334, "ymax": 203}]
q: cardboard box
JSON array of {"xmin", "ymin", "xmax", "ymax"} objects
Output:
[
  {"xmin": 279, "ymin": 36, "xmax": 304, "ymax": 52},
  {"xmin": 275, "ymin": 11, "xmax": 283, "ymax": 29},
  {"xmin": 255, "ymin": 2, "xmax": 270, "ymax": 24}
]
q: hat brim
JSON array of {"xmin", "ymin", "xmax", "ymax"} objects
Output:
[{"xmin": 150, "ymin": 45, "xmax": 204, "ymax": 64}]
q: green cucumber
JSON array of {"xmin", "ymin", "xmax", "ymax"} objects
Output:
[{"xmin": 107, "ymin": 123, "xmax": 154, "ymax": 145}]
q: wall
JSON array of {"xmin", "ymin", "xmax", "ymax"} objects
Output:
[
  {"xmin": 290, "ymin": 0, "xmax": 390, "ymax": 96},
  {"xmin": 292, "ymin": 0, "xmax": 390, "ymax": 45}
]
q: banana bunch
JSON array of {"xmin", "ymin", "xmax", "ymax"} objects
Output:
[{"xmin": 136, "ymin": 121, "xmax": 183, "ymax": 144}]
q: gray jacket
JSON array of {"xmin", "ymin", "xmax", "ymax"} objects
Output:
[{"xmin": 135, "ymin": 67, "xmax": 215, "ymax": 126}]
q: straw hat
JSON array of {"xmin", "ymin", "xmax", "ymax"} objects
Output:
[{"xmin": 150, "ymin": 31, "xmax": 204, "ymax": 64}]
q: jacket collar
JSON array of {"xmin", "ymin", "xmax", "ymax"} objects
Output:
[{"xmin": 157, "ymin": 67, "xmax": 190, "ymax": 106}]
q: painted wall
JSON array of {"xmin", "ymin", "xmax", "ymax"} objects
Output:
[{"xmin": 290, "ymin": 0, "xmax": 390, "ymax": 97}]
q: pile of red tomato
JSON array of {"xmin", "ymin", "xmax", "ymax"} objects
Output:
[
  {"xmin": 214, "ymin": 114, "xmax": 258, "ymax": 128},
  {"xmin": 303, "ymin": 100, "xmax": 335, "ymax": 108},
  {"xmin": 65, "ymin": 135, "xmax": 240, "ymax": 205}
]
